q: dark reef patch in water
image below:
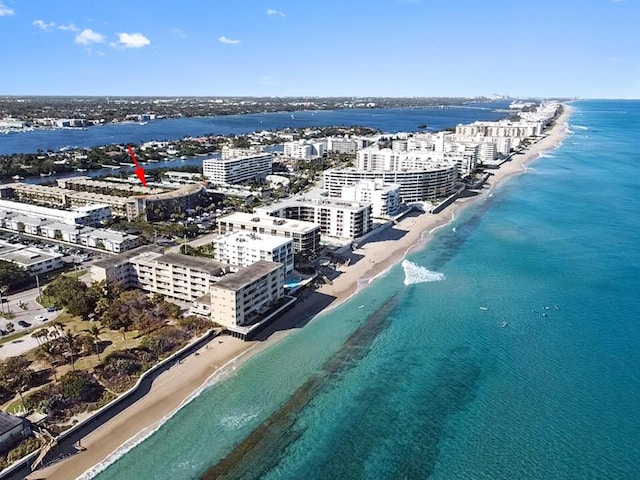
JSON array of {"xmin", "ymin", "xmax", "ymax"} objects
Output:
[{"xmin": 199, "ymin": 296, "xmax": 399, "ymax": 480}]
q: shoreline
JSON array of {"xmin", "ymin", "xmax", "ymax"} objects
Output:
[{"xmin": 30, "ymin": 105, "xmax": 573, "ymax": 480}]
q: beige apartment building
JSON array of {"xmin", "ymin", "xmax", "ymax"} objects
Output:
[
  {"xmin": 91, "ymin": 247, "xmax": 288, "ymax": 338},
  {"xmin": 210, "ymin": 260, "xmax": 285, "ymax": 330}
]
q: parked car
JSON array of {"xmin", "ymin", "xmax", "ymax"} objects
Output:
[
  {"xmin": 34, "ymin": 315, "xmax": 46, "ymax": 322},
  {"xmin": 46, "ymin": 306, "xmax": 57, "ymax": 312},
  {"xmin": 18, "ymin": 320, "xmax": 30, "ymax": 328}
]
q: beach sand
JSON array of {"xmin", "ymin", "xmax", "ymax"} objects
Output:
[{"xmin": 31, "ymin": 105, "xmax": 572, "ymax": 480}]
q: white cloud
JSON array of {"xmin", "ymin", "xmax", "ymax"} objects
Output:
[
  {"xmin": 170, "ymin": 27, "xmax": 186, "ymax": 38},
  {"xmin": 33, "ymin": 19, "xmax": 56, "ymax": 31},
  {"xmin": 58, "ymin": 23, "xmax": 79, "ymax": 32},
  {"xmin": 115, "ymin": 32, "xmax": 151, "ymax": 48},
  {"xmin": 219, "ymin": 35, "xmax": 240, "ymax": 45},
  {"xmin": 266, "ymin": 8, "xmax": 285, "ymax": 17},
  {"xmin": 0, "ymin": 2, "xmax": 14, "ymax": 16},
  {"xmin": 75, "ymin": 28, "xmax": 106, "ymax": 45}
]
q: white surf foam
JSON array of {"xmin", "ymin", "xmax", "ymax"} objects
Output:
[
  {"xmin": 220, "ymin": 409, "xmax": 260, "ymax": 430},
  {"xmin": 572, "ymin": 125, "xmax": 588, "ymax": 130},
  {"xmin": 402, "ymin": 260, "xmax": 445, "ymax": 286}
]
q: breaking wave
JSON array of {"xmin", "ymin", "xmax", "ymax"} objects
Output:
[{"xmin": 402, "ymin": 260, "xmax": 445, "ymax": 285}]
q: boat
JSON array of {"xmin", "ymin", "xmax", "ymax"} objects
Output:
[
  {"xmin": 138, "ymin": 121, "xmax": 148, "ymax": 126},
  {"xmin": 417, "ymin": 124, "xmax": 427, "ymax": 129},
  {"xmin": 40, "ymin": 172, "xmax": 53, "ymax": 177},
  {"xmin": 501, "ymin": 321, "xmax": 509, "ymax": 328},
  {"xmin": 480, "ymin": 306, "xmax": 489, "ymax": 311},
  {"xmin": 12, "ymin": 175, "xmax": 24, "ymax": 180},
  {"xmin": 358, "ymin": 305, "xmax": 365, "ymax": 309},
  {"xmin": 75, "ymin": 168, "xmax": 87, "ymax": 172}
]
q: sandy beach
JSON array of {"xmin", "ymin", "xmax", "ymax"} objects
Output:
[{"xmin": 31, "ymin": 105, "xmax": 573, "ymax": 480}]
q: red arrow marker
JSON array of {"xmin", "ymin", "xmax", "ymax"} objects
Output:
[{"xmin": 127, "ymin": 145, "xmax": 147, "ymax": 186}]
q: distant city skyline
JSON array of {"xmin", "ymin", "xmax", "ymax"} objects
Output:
[{"xmin": 1, "ymin": 0, "xmax": 638, "ymax": 98}]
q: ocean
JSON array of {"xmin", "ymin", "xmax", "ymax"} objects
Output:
[
  {"xmin": 0, "ymin": 102, "xmax": 509, "ymax": 155},
  {"xmin": 86, "ymin": 100, "xmax": 639, "ymax": 479}
]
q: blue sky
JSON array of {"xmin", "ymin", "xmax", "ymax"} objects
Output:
[{"xmin": 1, "ymin": 0, "xmax": 638, "ymax": 98}]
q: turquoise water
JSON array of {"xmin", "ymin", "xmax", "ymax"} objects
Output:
[{"xmin": 93, "ymin": 100, "xmax": 640, "ymax": 479}]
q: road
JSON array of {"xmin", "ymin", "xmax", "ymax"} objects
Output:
[{"xmin": 0, "ymin": 285, "xmax": 64, "ymax": 360}]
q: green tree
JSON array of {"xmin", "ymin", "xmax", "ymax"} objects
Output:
[
  {"xmin": 84, "ymin": 324, "xmax": 104, "ymax": 360},
  {"xmin": 0, "ymin": 356, "xmax": 35, "ymax": 406},
  {"xmin": 45, "ymin": 276, "xmax": 96, "ymax": 319},
  {"xmin": 59, "ymin": 371, "xmax": 102, "ymax": 403},
  {"xmin": 0, "ymin": 260, "xmax": 30, "ymax": 291}
]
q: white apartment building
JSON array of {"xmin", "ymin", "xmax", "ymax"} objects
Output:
[
  {"xmin": 283, "ymin": 140, "xmax": 325, "ymax": 160},
  {"xmin": 256, "ymin": 197, "xmax": 373, "ymax": 240},
  {"xmin": 203, "ymin": 152, "xmax": 272, "ymax": 185},
  {"xmin": 38, "ymin": 223, "xmax": 94, "ymax": 243},
  {"xmin": 79, "ymin": 229, "xmax": 141, "ymax": 253},
  {"xmin": 0, "ymin": 199, "xmax": 111, "ymax": 227},
  {"xmin": 210, "ymin": 261, "xmax": 285, "ymax": 330},
  {"xmin": 324, "ymin": 166, "xmax": 458, "ymax": 203},
  {"xmin": 341, "ymin": 179, "xmax": 401, "ymax": 219},
  {"xmin": 357, "ymin": 146, "xmax": 473, "ymax": 178},
  {"xmin": 213, "ymin": 231, "xmax": 294, "ymax": 274},
  {"xmin": 71, "ymin": 204, "xmax": 112, "ymax": 225},
  {"xmin": 445, "ymin": 134, "xmax": 513, "ymax": 156},
  {"xmin": 217, "ymin": 212, "xmax": 321, "ymax": 255},
  {"xmin": 0, "ymin": 240, "xmax": 63, "ymax": 276},
  {"xmin": 325, "ymin": 137, "xmax": 369, "ymax": 155},
  {"xmin": 455, "ymin": 120, "xmax": 543, "ymax": 139}
]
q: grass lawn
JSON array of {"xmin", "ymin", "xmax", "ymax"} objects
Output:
[{"xmin": 23, "ymin": 313, "xmax": 143, "ymax": 375}]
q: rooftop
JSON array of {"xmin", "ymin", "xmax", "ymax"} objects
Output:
[
  {"xmin": 92, "ymin": 245, "xmax": 164, "ymax": 269},
  {"xmin": 40, "ymin": 222, "xmax": 91, "ymax": 234},
  {"xmin": 0, "ymin": 412, "xmax": 23, "ymax": 436},
  {"xmin": 215, "ymin": 230, "xmax": 292, "ymax": 250},
  {"xmin": 58, "ymin": 176, "xmax": 166, "ymax": 195},
  {"xmin": 153, "ymin": 252, "xmax": 228, "ymax": 275},
  {"xmin": 0, "ymin": 198, "xmax": 86, "ymax": 222},
  {"xmin": 212, "ymin": 260, "xmax": 282, "ymax": 291},
  {"xmin": 138, "ymin": 182, "xmax": 205, "ymax": 201},
  {"xmin": 85, "ymin": 229, "xmax": 138, "ymax": 242},
  {"xmin": 217, "ymin": 211, "xmax": 320, "ymax": 234},
  {"xmin": 0, "ymin": 246, "xmax": 63, "ymax": 266},
  {"xmin": 5, "ymin": 183, "xmax": 133, "ymax": 206},
  {"xmin": 258, "ymin": 195, "xmax": 371, "ymax": 213}
]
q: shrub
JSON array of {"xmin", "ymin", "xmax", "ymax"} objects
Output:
[{"xmin": 6, "ymin": 436, "xmax": 42, "ymax": 464}]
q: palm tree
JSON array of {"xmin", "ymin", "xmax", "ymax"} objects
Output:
[
  {"xmin": 15, "ymin": 370, "xmax": 33, "ymax": 409},
  {"xmin": 39, "ymin": 342, "xmax": 59, "ymax": 382},
  {"xmin": 50, "ymin": 320, "xmax": 64, "ymax": 337},
  {"xmin": 62, "ymin": 329, "xmax": 78, "ymax": 371},
  {"xmin": 84, "ymin": 324, "xmax": 103, "ymax": 360},
  {"xmin": 31, "ymin": 329, "xmax": 49, "ymax": 346}
]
